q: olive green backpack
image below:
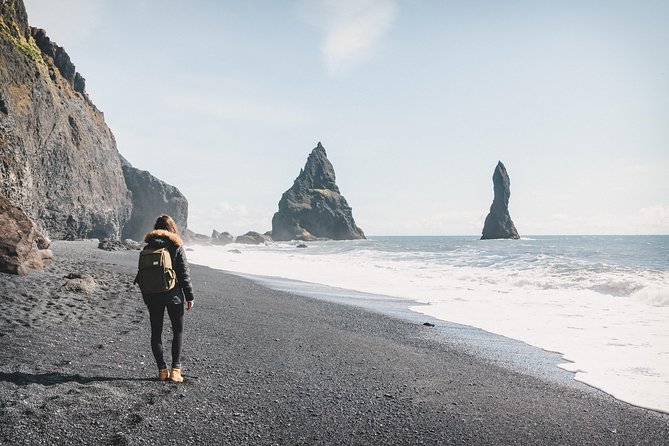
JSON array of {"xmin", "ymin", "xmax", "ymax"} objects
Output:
[{"xmin": 134, "ymin": 246, "xmax": 177, "ymax": 294}]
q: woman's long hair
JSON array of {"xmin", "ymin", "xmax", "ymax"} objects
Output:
[{"xmin": 154, "ymin": 215, "xmax": 180, "ymax": 234}]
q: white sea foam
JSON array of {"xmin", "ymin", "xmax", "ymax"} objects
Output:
[
  {"xmin": 187, "ymin": 236, "xmax": 669, "ymax": 414},
  {"xmin": 633, "ymin": 287, "xmax": 669, "ymax": 307}
]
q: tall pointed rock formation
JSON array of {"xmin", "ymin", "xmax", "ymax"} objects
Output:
[
  {"xmin": 271, "ymin": 142, "xmax": 365, "ymax": 241},
  {"xmin": 481, "ymin": 161, "xmax": 520, "ymax": 240}
]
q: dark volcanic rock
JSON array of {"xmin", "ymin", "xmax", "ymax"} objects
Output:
[
  {"xmin": 212, "ymin": 230, "xmax": 234, "ymax": 245},
  {"xmin": 123, "ymin": 239, "xmax": 142, "ymax": 250},
  {"xmin": 481, "ymin": 161, "xmax": 520, "ymax": 240},
  {"xmin": 97, "ymin": 238, "xmax": 126, "ymax": 251},
  {"xmin": 0, "ymin": 1, "xmax": 131, "ymax": 239},
  {"xmin": 271, "ymin": 142, "xmax": 365, "ymax": 241},
  {"xmin": 0, "ymin": 1, "xmax": 29, "ymax": 38},
  {"xmin": 0, "ymin": 194, "xmax": 53, "ymax": 275},
  {"xmin": 30, "ymin": 28, "xmax": 85, "ymax": 95},
  {"xmin": 59, "ymin": 272, "xmax": 96, "ymax": 294},
  {"xmin": 119, "ymin": 156, "xmax": 188, "ymax": 241},
  {"xmin": 183, "ymin": 229, "xmax": 210, "ymax": 244},
  {"xmin": 235, "ymin": 231, "xmax": 271, "ymax": 245}
]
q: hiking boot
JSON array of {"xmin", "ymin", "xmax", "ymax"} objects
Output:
[
  {"xmin": 158, "ymin": 368, "xmax": 170, "ymax": 381},
  {"xmin": 169, "ymin": 368, "xmax": 183, "ymax": 383}
]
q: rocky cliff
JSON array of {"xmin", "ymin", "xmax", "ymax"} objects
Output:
[
  {"xmin": 271, "ymin": 143, "xmax": 365, "ymax": 241},
  {"xmin": 120, "ymin": 156, "xmax": 188, "ymax": 241},
  {"xmin": 0, "ymin": 0, "xmax": 187, "ymax": 241},
  {"xmin": 0, "ymin": 0, "xmax": 130, "ymax": 239},
  {"xmin": 481, "ymin": 161, "xmax": 520, "ymax": 240}
]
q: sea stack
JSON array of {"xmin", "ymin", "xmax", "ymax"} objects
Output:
[
  {"xmin": 271, "ymin": 142, "xmax": 365, "ymax": 241},
  {"xmin": 481, "ymin": 161, "xmax": 520, "ymax": 240}
]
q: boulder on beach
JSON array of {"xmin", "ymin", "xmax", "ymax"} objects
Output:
[
  {"xmin": 59, "ymin": 272, "xmax": 96, "ymax": 294},
  {"xmin": 481, "ymin": 161, "xmax": 520, "ymax": 240},
  {"xmin": 235, "ymin": 231, "xmax": 272, "ymax": 245},
  {"xmin": 97, "ymin": 239, "xmax": 127, "ymax": 251},
  {"xmin": 123, "ymin": 239, "xmax": 143, "ymax": 250},
  {"xmin": 271, "ymin": 142, "xmax": 365, "ymax": 241},
  {"xmin": 0, "ymin": 195, "xmax": 53, "ymax": 275}
]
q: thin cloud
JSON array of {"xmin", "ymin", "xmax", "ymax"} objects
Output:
[{"xmin": 301, "ymin": 0, "xmax": 398, "ymax": 76}]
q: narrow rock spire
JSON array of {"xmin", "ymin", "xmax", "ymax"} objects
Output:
[{"xmin": 481, "ymin": 161, "xmax": 520, "ymax": 240}]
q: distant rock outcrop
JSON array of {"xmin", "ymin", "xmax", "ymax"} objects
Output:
[
  {"xmin": 271, "ymin": 143, "xmax": 365, "ymax": 241},
  {"xmin": 0, "ymin": 195, "xmax": 53, "ymax": 275},
  {"xmin": 212, "ymin": 230, "xmax": 234, "ymax": 245},
  {"xmin": 120, "ymin": 157, "xmax": 188, "ymax": 241},
  {"xmin": 481, "ymin": 161, "xmax": 520, "ymax": 240},
  {"xmin": 235, "ymin": 231, "xmax": 272, "ymax": 245},
  {"xmin": 183, "ymin": 229, "xmax": 210, "ymax": 244},
  {"xmin": 97, "ymin": 238, "xmax": 127, "ymax": 251},
  {"xmin": 0, "ymin": 1, "xmax": 131, "ymax": 239}
]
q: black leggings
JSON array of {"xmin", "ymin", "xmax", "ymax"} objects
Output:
[{"xmin": 147, "ymin": 302, "xmax": 185, "ymax": 369}]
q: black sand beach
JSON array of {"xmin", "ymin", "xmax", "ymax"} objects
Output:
[{"xmin": 1, "ymin": 242, "xmax": 667, "ymax": 445}]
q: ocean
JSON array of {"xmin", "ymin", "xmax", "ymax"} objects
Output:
[{"xmin": 187, "ymin": 235, "xmax": 669, "ymax": 414}]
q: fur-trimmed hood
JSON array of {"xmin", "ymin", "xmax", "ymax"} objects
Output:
[{"xmin": 144, "ymin": 229, "xmax": 184, "ymax": 247}]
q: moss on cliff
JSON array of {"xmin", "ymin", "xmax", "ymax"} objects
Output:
[{"xmin": 0, "ymin": 14, "xmax": 42, "ymax": 63}]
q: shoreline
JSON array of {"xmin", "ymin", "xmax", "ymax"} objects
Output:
[
  {"xmin": 229, "ymin": 271, "xmax": 589, "ymax": 390},
  {"xmin": 185, "ymin": 237, "xmax": 669, "ymax": 415},
  {"xmin": 1, "ymin": 241, "xmax": 668, "ymax": 445},
  {"xmin": 231, "ymin": 270, "xmax": 669, "ymax": 417}
]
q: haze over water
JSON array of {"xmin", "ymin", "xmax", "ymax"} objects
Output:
[{"xmin": 189, "ymin": 235, "xmax": 669, "ymax": 414}]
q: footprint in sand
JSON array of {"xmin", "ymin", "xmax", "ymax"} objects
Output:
[
  {"xmin": 107, "ymin": 433, "xmax": 129, "ymax": 446},
  {"xmin": 127, "ymin": 413, "xmax": 143, "ymax": 425}
]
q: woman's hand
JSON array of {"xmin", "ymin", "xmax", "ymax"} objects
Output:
[{"xmin": 186, "ymin": 300, "xmax": 194, "ymax": 311}]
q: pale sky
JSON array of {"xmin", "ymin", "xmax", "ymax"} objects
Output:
[{"xmin": 23, "ymin": 0, "xmax": 669, "ymax": 235}]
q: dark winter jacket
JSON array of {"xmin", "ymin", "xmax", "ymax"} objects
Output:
[{"xmin": 141, "ymin": 229, "xmax": 194, "ymax": 305}]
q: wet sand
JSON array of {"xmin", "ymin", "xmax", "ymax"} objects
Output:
[{"xmin": 1, "ymin": 241, "xmax": 667, "ymax": 445}]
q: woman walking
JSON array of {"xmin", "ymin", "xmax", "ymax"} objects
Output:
[{"xmin": 140, "ymin": 215, "xmax": 194, "ymax": 382}]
